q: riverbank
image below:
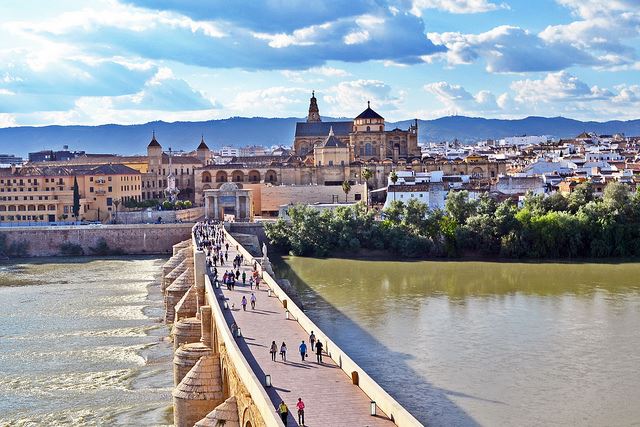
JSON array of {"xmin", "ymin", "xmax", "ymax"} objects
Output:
[{"xmin": 0, "ymin": 223, "xmax": 192, "ymax": 257}]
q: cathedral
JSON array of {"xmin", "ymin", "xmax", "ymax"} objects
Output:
[{"xmin": 293, "ymin": 92, "xmax": 421, "ymax": 163}]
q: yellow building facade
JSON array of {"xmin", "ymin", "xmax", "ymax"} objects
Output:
[{"xmin": 0, "ymin": 164, "xmax": 142, "ymax": 223}]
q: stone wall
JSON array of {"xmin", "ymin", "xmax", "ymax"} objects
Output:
[
  {"xmin": 116, "ymin": 207, "xmax": 204, "ymax": 224},
  {"xmin": 2, "ymin": 223, "xmax": 193, "ymax": 257}
]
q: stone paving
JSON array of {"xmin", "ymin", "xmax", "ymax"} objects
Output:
[{"xmin": 209, "ymin": 248, "xmax": 394, "ymax": 427}]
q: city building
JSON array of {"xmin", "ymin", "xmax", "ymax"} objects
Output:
[
  {"xmin": 0, "ymin": 164, "xmax": 141, "ymax": 224},
  {"xmin": 28, "ymin": 147, "xmax": 86, "ymax": 162},
  {"xmin": 293, "ymin": 92, "xmax": 421, "ymax": 162},
  {"xmin": 0, "ymin": 153, "xmax": 24, "ymax": 165}
]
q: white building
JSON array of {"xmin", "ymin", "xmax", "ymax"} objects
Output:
[
  {"xmin": 499, "ymin": 135, "xmax": 550, "ymax": 146},
  {"xmin": 383, "ymin": 170, "xmax": 472, "ymax": 210},
  {"xmin": 219, "ymin": 146, "xmax": 240, "ymax": 157}
]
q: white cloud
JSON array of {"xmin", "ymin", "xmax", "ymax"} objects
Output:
[
  {"xmin": 281, "ymin": 66, "xmax": 350, "ymax": 83},
  {"xmin": 230, "ymin": 86, "xmax": 308, "ymax": 115},
  {"xmin": 0, "ymin": 113, "xmax": 17, "ymax": 127},
  {"xmin": 324, "ymin": 79, "xmax": 403, "ymax": 117},
  {"xmin": 426, "ymin": 25, "xmax": 596, "ymax": 72},
  {"xmin": 410, "ymin": 0, "xmax": 506, "ymax": 15},
  {"xmin": 8, "ymin": 1, "xmax": 226, "ymax": 38},
  {"xmin": 424, "ymin": 72, "xmax": 640, "ymax": 120},
  {"xmin": 424, "ymin": 82, "xmax": 473, "ymax": 101},
  {"xmin": 510, "ymin": 71, "xmax": 613, "ymax": 103}
]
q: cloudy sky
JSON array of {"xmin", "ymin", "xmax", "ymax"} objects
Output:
[{"xmin": 0, "ymin": 0, "xmax": 639, "ymax": 127}]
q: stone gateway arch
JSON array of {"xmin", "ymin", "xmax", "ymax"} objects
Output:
[{"xmin": 204, "ymin": 183, "xmax": 253, "ymax": 221}]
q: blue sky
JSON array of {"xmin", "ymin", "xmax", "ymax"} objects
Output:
[{"xmin": 0, "ymin": 0, "xmax": 639, "ymax": 127}]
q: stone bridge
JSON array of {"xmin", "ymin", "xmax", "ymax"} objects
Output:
[{"xmin": 161, "ymin": 227, "xmax": 423, "ymax": 426}]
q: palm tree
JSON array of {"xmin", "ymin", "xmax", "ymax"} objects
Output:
[
  {"xmin": 113, "ymin": 198, "xmax": 121, "ymax": 223},
  {"xmin": 342, "ymin": 180, "xmax": 351, "ymax": 203},
  {"xmin": 361, "ymin": 168, "xmax": 373, "ymax": 209},
  {"xmin": 389, "ymin": 171, "xmax": 398, "ymax": 202}
]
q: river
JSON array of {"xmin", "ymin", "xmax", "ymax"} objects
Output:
[
  {"xmin": 0, "ymin": 257, "xmax": 173, "ymax": 427},
  {"xmin": 277, "ymin": 258, "xmax": 640, "ymax": 427}
]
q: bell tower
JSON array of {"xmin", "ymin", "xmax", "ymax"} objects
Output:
[{"xmin": 306, "ymin": 90, "xmax": 321, "ymax": 123}]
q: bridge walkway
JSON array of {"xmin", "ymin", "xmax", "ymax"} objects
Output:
[{"xmin": 209, "ymin": 247, "xmax": 394, "ymax": 427}]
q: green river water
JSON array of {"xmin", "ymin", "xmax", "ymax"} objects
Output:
[{"xmin": 277, "ymin": 258, "xmax": 640, "ymax": 427}]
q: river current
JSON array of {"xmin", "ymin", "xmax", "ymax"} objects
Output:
[
  {"xmin": 0, "ymin": 257, "xmax": 173, "ymax": 427},
  {"xmin": 277, "ymin": 258, "xmax": 640, "ymax": 427}
]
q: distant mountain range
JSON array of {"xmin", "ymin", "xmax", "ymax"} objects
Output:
[{"xmin": 2, "ymin": 115, "xmax": 640, "ymax": 158}]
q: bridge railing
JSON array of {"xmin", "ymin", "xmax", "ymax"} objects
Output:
[{"xmin": 223, "ymin": 229, "xmax": 423, "ymax": 427}]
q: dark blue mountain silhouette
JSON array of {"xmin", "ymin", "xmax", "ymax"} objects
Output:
[{"xmin": 2, "ymin": 116, "xmax": 639, "ymax": 157}]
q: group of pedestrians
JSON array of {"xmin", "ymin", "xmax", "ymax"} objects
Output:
[
  {"xmin": 270, "ymin": 330, "xmax": 324, "ymax": 364},
  {"xmin": 278, "ymin": 398, "xmax": 306, "ymax": 426},
  {"xmin": 194, "ymin": 221, "xmax": 314, "ymax": 427}
]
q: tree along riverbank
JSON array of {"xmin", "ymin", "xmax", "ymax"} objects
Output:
[{"xmin": 265, "ymin": 182, "xmax": 640, "ymax": 259}]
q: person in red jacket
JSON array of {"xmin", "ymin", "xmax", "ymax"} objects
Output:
[{"xmin": 296, "ymin": 397, "xmax": 305, "ymax": 426}]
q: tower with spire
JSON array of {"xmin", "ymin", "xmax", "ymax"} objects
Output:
[{"xmin": 306, "ymin": 90, "xmax": 321, "ymax": 123}]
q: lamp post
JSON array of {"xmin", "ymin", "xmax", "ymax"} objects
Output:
[
  {"xmin": 223, "ymin": 300, "xmax": 229, "ymax": 310},
  {"xmin": 265, "ymin": 374, "xmax": 272, "ymax": 388},
  {"xmin": 370, "ymin": 401, "xmax": 376, "ymax": 416}
]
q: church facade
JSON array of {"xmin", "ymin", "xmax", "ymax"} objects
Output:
[{"xmin": 293, "ymin": 92, "xmax": 421, "ymax": 162}]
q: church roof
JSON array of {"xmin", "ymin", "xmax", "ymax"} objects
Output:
[
  {"xmin": 320, "ymin": 127, "xmax": 347, "ymax": 148},
  {"xmin": 295, "ymin": 121, "xmax": 352, "ymax": 137},
  {"xmin": 148, "ymin": 132, "xmax": 161, "ymax": 147},
  {"xmin": 197, "ymin": 137, "xmax": 209, "ymax": 150},
  {"xmin": 355, "ymin": 102, "xmax": 383, "ymax": 120}
]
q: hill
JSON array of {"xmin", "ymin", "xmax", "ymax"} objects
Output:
[{"xmin": 2, "ymin": 116, "xmax": 639, "ymax": 157}]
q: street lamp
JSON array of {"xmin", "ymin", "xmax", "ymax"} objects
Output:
[
  {"xmin": 236, "ymin": 327, "xmax": 242, "ymax": 337},
  {"xmin": 370, "ymin": 401, "xmax": 376, "ymax": 416},
  {"xmin": 223, "ymin": 300, "xmax": 229, "ymax": 310},
  {"xmin": 264, "ymin": 374, "xmax": 272, "ymax": 387}
]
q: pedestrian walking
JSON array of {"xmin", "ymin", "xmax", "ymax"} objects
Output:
[
  {"xmin": 242, "ymin": 271, "xmax": 246, "ymax": 285},
  {"xmin": 315, "ymin": 340, "xmax": 323, "ymax": 364},
  {"xmin": 309, "ymin": 331, "xmax": 316, "ymax": 351},
  {"xmin": 231, "ymin": 322, "xmax": 238, "ymax": 338},
  {"xmin": 278, "ymin": 401, "xmax": 288, "ymax": 426},
  {"xmin": 241, "ymin": 295, "xmax": 247, "ymax": 311},
  {"xmin": 270, "ymin": 341, "xmax": 277, "ymax": 361},
  {"xmin": 280, "ymin": 342, "xmax": 287, "ymax": 361},
  {"xmin": 299, "ymin": 341, "xmax": 307, "ymax": 361},
  {"xmin": 250, "ymin": 292, "xmax": 256, "ymax": 309},
  {"xmin": 296, "ymin": 398, "xmax": 305, "ymax": 426}
]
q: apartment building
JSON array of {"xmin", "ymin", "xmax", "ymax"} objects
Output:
[{"xmin": 0, "ymin": 164, "xmax": 141, "ymax": 223}]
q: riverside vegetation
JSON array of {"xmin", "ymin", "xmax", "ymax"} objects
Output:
[{"xmin": 265, "ymin": 182, "xmax": 640, "ymax": 259}]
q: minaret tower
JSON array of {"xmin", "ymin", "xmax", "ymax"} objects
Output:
[{"xmin": 306, "ymin": 90, "xmax": 321, "ymax": 123}]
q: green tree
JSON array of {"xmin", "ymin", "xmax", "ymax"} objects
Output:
[
  {"xmin": 603, "ymin": 182, "xmax": 630, "ymax": 211},
  {"xmin": 342, "ymin": 180, "xmax": 351, "ymax": 203},
  {"xmin": 445, "ymin": 190, "xmax": 477, "ymax": 225},
  {"xmin": 568, "ymin": 182, "xmax": 594, "ymax": 212},
  {"xmin": 72, "ymin": 176, "xmax": 80, "ymax": 221}
]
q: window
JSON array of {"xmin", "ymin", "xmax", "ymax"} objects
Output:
[
  {"xmin": 108, "ymin": 186, "xmax": 112, "ymax": 192},
  {"xmin": 108, "ymin": 176, "xmax": 112, "ymax": 181},
  {"xmin": 329, "ymin": 160, "xmax": 334, "ymax": 166},
  {"xmin": 90, "ymin": 177, "xmax": 93, "ymax": 182},
  {"xmin": 355, "ymin": 194, "xmax": 362, "ymax": 201},
  {"xmin": 90, "ymin": 187, "xmax": 94, "ymax": 193},
  {"xmin": 106, "ymin": 197, "xmax": 113, "ymax": 206}
]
